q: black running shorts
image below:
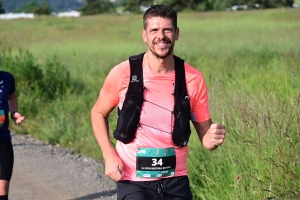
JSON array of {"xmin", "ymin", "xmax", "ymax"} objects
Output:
[
  {"xmin": 117, "ymin": 176, "xmax": 193, "ymax": 200},
  {"xmin": 0, "ymin": 139, "xmax": 14, "ymax": 181}
]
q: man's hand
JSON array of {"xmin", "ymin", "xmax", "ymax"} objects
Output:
[
  {"xmin": 11, "ymin": 112, "xmax": 25, "ymax": 124},
  {"xmin": 209, "ymin": 123, "xmax": 226, "ymax": 146},
  {"xmin": 104, "ymin": 155, "xmax": 124, "ymax": 181}
]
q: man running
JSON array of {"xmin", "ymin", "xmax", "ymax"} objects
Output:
[
  {"xmin": 91, "ymin": 5, "xmax": 226, "ymax": 200},
  {"xmin": 0, "ymin": 71, "xmax": 25, "ymax": 200}
]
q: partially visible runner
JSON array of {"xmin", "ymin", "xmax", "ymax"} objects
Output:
[
  {"xmin": 0, "ymin": 71, "xmax": 25, "ymax": 200},
  {"xmin": 91, "ymin": 5, "xmax": 226, "ymax": 200}
]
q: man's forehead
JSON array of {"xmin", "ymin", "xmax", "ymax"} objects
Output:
[
  {"xmin": 145, "ymin": 17, "xmax": 173, "ymax": 27},
  {"xmin": 146, "ymin": 16, "xmax": 172, "ymax": 21}
]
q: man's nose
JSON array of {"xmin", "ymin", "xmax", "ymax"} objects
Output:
[{"xmin": 156, "ymin": 30, "xmax": 165, "ymax": 39}]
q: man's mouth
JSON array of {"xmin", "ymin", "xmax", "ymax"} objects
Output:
[
  {"xmin": 157, "ymin": 43, "xmax": 167, "ymax": 47},
  {"xmin": 155, "ymin": 40, "xmax": 170, "ymax": 48}
]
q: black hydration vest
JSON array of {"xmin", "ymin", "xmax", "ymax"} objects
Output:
[{"xmin": 113, "ymin": 53, "xmax": 191, "ymax": 148}]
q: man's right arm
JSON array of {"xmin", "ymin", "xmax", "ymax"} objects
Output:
[{"xmin": 91, "ymin": 95, "xmax": 124, "ymax": 181}]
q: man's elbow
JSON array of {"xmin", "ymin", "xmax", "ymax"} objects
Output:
[
  {"xmin": 91, "ymin": 106, "xmax": 99, "ymax": 120},
  {"xmin": 8, "ymin": 92, "xmax": 17, "ymax": 100}
]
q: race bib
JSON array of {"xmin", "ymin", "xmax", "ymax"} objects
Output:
[
  {"xmin": 0, "ymin": 110, "xmax": 5, "ymax": 127},
  {"xmin": 136, "ymin": 147, "xmax": 176, "ymax": 178}
]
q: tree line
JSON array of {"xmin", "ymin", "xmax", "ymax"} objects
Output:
[
  {"xmin": 124, "ymin": 0, "xmax": 295, "ymax": 12},
  {"xmin": 0, "ymin": 0, "xmax": 295, "ymax": 15},
  {"xmin": 1, "ymin": 0, "xmax": 86, "ymax": 13}
]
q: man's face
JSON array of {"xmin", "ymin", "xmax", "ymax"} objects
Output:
[{"xmin": 142, "ymin": 17, "xmax": 179, "ymax": 59}]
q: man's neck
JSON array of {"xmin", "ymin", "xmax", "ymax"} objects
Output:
[{"xmin": 145, "ymin": 52, "xmax": 175, "ymax": 73}]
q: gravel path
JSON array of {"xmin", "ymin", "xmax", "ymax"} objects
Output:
[{"xmin": 9, "ymin": 133, "xmax": 117, "ymax": 200}]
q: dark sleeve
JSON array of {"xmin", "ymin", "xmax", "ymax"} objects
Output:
[{"xmin": 8, "ymin": 73, "xmax": 16, "ymax": 95}]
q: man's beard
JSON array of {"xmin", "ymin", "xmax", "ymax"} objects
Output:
[{"xmin": 150, "ymin": 39, "xmax": 175, "ymax": 59}]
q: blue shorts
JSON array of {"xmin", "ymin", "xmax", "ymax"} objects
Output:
[
  {"xmin": 0, "ymin": 139, "xmax": 14, "ymax": 181},
  {"xmin": 117, "ymin": 176, "xmax": 193, "ymax": 200}
]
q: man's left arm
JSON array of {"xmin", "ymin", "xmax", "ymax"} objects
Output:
[
  {"xmin": 8, "ymin": 92, "xmax": 25, "ymax": 124},
  {"xmin": 192, "ymin": 119, "xmax": 226, "ymax": 150}
]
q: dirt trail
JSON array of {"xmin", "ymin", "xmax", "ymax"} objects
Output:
[{"xmin": 9, "ymin": 133, "xmax": 117, "ymax": 200}]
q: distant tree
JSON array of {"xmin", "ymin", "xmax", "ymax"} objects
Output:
[
  {"xmin": 0, "ymin": 0, "xmax": 5, "ymax": 14},
  {"xmin": 278, "ymin": 0, "xmax": 294, "ymax": 7},
  {"xmin": 33, "ymin": 0, "xmax": 52, "ymax": 15},
  {"xmin": 123, "ymin": 0, "xmax": 144, "ymax": 13},
  {"xmin": 15, "ymin": 0, "xmax": 51, "ymax": 15},
  {"xmin": 80, "ymin": 0, "xmax": 114, "ymax": 15},
  {"xmin": 276, "ymin": 0, "xmax": 294, "ymax": 7},
  {"xmin": 163, "ymin": 0, "xmax": 186, "ymax": 12},
  {"xmin": 123, "ymin": 0, "xmax": 186, "ymax": 12},
  {"xmin": 14, "ymin": 1, "xmax": 40, "ymax": 13}
]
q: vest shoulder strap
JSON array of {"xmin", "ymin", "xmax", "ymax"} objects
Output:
[
  {"xmin": 112, "ymin": 53, "xmax": 145, "ymax": 144},
  {"xmin": 127, "ymin": 53, "xmax": 145, "ymax": 95},
  {"xmin": 173, "ymin": 55, "xmax": 188, "ymax": 98},
  {"xmin": 172, "ymin": 55, "xmax": 191, "ymax": 147}
]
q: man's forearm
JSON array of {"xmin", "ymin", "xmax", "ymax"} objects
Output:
[
  {"xmin": 8, "ymin": 93, "xmax": 18, "ymax": 113},
  {"xmin": 91, "ymin": 108, "xmax": 117, "ymax": 160}
]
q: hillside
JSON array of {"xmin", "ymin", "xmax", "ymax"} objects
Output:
[{"xmin": 3, "ymin": 0, "xmax": 87, "ymax": 12}]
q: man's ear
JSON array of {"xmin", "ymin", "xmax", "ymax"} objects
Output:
[
  {"xmin": 175, "ymin": 27, "xmax": 180, "ymax": 41},
  {"xmin": 142, "ymin": 29, "xmax": 147, "ymax": 42}
]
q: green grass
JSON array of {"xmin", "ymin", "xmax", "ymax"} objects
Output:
[{"xmin": 0, "ymin": 8, "xmax": 299, "ymax": 200}]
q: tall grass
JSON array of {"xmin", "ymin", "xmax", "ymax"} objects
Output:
[
  {"xmin": 0, "ymin": 8, "xmax": 299, "ymax": 199},
  {"xmin": 188, "ymin": 90, "xmax": 300, "ymax": 199}
]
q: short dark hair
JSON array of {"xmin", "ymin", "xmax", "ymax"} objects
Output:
[{"xmin": 143, "ymin": 5, "xmax": 177, "ymax": 30}]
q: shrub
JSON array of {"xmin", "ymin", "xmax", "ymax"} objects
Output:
[{"xmin": 0, "ymin": 48, "xmax": 72, "ymax": 114}]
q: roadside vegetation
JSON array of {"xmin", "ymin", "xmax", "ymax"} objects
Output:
[{"xmin": 0, "ymin": 8, "xmax": 299, "ymax": 200}]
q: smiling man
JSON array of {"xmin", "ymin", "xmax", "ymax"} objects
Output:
[{"xmin": 91, "ymin": 5, "xmax": 226, "ymax": 200}]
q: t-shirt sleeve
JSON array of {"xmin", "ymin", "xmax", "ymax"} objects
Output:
[
  {"xmin": 186, "ymin": 67, "xmax": 211, "ymax": 122},
  {"xmin": 100, "ymin": 60, "xmax": 129, "ymax": 108},
  {"xmin": 8, "ymin": 73, "xmax": 16, "ymax": 95}
]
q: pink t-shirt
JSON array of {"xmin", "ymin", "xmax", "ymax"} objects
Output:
[{"xmin": 100, "ymin": 59, "xmax": 211, "ymax": 181}]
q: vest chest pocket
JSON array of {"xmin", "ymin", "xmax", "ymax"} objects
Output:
[{"xmin": 113, "ymin": 94, "xmax": 143, "ymax": 144}]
